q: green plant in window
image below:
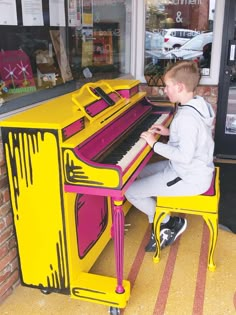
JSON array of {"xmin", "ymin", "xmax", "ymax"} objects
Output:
[{"xmin": 144, "ymin": 62, "xmax": 165, "ymax": 86}]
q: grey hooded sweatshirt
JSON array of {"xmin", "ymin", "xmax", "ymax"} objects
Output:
[{"xmin": 153, "ymin": 96, "xmax": 215, "ymax": 187}]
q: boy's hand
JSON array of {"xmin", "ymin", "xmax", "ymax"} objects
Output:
[
  {"xmin": 148, "ymin": 124, "xmax": 170, "ymax": 136},
  {"xmin": 140, "ymin": 131, "xmax": 157, "ymax": 148}
]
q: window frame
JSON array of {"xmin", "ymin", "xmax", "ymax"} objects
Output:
[{"xmin": 132, "ymin": 0, "xmax": 225, "ymax": 85}]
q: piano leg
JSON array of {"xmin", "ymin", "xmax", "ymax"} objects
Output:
[{"xmin": 112, "ymin": 198, "xmax": 125, "ymax": 294}]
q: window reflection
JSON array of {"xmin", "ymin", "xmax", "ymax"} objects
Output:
[
  {"xmin": 145, "ymin": 0, "xmax": 215, "ymax": 84},
  {"xmin": 0, "ymin": 0, "xmax": 132, "ymax": 114}
]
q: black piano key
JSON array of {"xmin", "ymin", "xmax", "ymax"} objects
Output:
[{"xmin": 100, "ymin": 114, "xmax": 160, "ymax": 165}]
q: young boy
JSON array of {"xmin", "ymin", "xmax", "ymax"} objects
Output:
[{"xmin": 125, "ymin": 60, "xmax": 215, "ymax": 252}]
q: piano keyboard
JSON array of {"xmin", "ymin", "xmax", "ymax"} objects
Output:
[
  {"xmin": 117, "ymin": 113, "xmax": 168, "ymax": 170},
  {"xmin": 100, "ymin": 113, "xmax": 168, "ymax": 171}
]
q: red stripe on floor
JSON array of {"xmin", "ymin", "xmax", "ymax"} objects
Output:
[
  {"xmin": 192, "ymin": 222, "xmax": 209, "ymax": 315},
  {"xmin": 121, "ymin": 224, "xmax": 151, "ymax": 314},
  {"xmin": 153, "ymin": 238, "xmax": 181, "ymax": 315},
  {"xmin": 127, "ymin": 224, "xmax": 151, "ymax": 287}
]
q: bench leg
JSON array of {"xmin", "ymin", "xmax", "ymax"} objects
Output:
[
  {"xmin": 153, "ymin": 210, "xmax": 169, "ymax": 264},
  {"xmin": 203, "ymin": 214, "xmax": 218, "ymax": 271}
]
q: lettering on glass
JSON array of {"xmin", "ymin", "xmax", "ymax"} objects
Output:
[{"xmin": 159, "ymin": 0, "xmax": 202, "ymax": 5}]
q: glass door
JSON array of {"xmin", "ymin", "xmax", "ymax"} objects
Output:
[{"xmin": 215, "ymin": 0, "xmax": 236, "ymax": 158}]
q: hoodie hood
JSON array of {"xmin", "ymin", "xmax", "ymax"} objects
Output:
[{"xmin": 179, "ymin": 96, "xmax": 215, "ymax": 128}]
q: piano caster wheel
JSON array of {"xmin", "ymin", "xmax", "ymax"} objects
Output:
[
  {"xmin": 109, "ymin": 306, "xmax": 120, "ymax": 315},
  {"xmin": 40, "ymin": 289, "xmax": 51, "ymax": 295}
]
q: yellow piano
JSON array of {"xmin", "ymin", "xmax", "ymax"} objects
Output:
[{"xmin": 0, "ymin": 79, "xmax": 173, "ymax": 313}]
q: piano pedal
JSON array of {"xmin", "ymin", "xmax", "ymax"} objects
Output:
[{"xmin": 124, "ymin": 223, "xmax": 131, "ymax": 233}]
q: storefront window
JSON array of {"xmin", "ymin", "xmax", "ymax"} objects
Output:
[
  {"xmin": 0, "ymin": 0, "xmax": 132, "ymax": 114},
  {"xmin": 144, "ymin": 0, "xmax": 216, "ymax": 85}
]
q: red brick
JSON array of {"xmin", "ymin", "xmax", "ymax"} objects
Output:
[
  {"xmin": 0, "ymin": 202, "xmax": 11, "ymax": 216},
  {"xmin": 0, "ymin": 175, "xmax": 8, "ymax": 190},
  {"xmin": 0, "ymin": 269, "xmax": 19, "ymax": 296},
  {"xmin": 0, "ymin": 247, "xmax": 17, "ymax": 271},
  {"xmin": 0, "ymin": 242, "xmax": 9, "ymax": 261},
  {"xmin": 0, "ymin": 165, "xmax": 6, "ymax": 176},
  {"xmin": 0, "ymin": 286, "xmax": 13, "ymax": 305},
  {"xmin": 0, "ymin": 191, "xmax": 4, "ymax": 207},
  {"xmin": 0, "ymin": 213, "xmax": 12, "ymax": 231},
  {"xmin": 0, "ymin": 265, "xmax": 11, "ymax": 284},
  {"xmin": 0, "ymin": 226, "xmax": 14, "ymax": 246},
  {"xmin": 0, "ymin": 237, "xmax": 17, "ymax": 264},
  {"xmin": 4, "ymin": 212, "xmax": 13, "ymax": 227},
  {"xmin": 0, "ymin": 145, "xmax": 5, "ymax": 167},
  {"xmin": 2, "ymin": 188, "xmax": 9, "ymax": 203},
  {"xmin": 151, "ymin": 86, "xmax": 159, "ymax": 95},
  {"xmin": 8, "ymin": 236, "xmax": 17, "ymax": 251},
  {"xmin": 0, "ymin": 218, "xmax": 5, "ymax": 230},
  {"xmin": 12, "ymin": 278, "xmax": 20, "ymax": 290},
  {"xmin": 206, "ymin": 95, "xmax": 217, "ymax": 105},
  {"xmin": 210, "ymin": 86, "xmax": 218, "ymax": 97},
  {"xmin": 10, "ymin": 256, "xmax": 19, "ymax": 272},
  {"xmin": 203, "ymin": 86, "xmax": 212, "ymax": 95}
]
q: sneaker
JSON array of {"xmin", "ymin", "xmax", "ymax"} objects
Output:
[
  {"xmin": 145, "ymin": 224, "xmax": 168, "ymax": 252},
  {"xmin": 145, "ymin": 231, "xmax": 156, "ymax": 252},
  {"xmin": 160, "ymin": 217, "xmax": 187, "ymax": 249}
]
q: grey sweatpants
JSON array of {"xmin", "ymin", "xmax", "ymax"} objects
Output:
[{"xmin": 125, "ymin": 160, "xmax": 210, "ymax": 223}]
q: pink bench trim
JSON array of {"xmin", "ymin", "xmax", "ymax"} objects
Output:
[{"xmin": 202, "ymin": 171, "xmax": 216, "ymax": 196}]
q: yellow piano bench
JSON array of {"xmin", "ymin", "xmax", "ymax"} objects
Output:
[{"xmin": 153, "ymin": 167, "xmax": 220, "ymax": 271}]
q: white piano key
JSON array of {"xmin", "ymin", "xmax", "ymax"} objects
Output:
[{"xmin": 117, "ymin": 114, "xmax": 169, "ymax": 171}]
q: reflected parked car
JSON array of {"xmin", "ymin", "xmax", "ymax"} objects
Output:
[
  {"xmin": 146, "ymin": 32, "xmax": 213, "ymax": 66},
  {"xmin": 163, "ymin": 28, "xmax": 199, "ymax": 50},
  {"xmin": 162, "ymin": 32, "xmax": 212, "ymax": 61},
  {"xmin": 145, "ymin": 31, "xmax": 164, "ymax": 51}
]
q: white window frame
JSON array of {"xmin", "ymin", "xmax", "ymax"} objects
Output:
[{"xmin": 131, "ymin": 0, "xmax": 225, "ymax": 85}]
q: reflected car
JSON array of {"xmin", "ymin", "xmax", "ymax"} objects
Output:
[
  {"xmin": 163, "ymin": 28, "xmax": 199, "ymax": 50},
  {"xmin": 160, "ymin": 32, "xmax": 213, "ymax": 62},
  {"xmin": 146, "ymin": 32, "xmax": 213, "ymax": 67},
  {"xmin": 145, "ymin": 31, "xmax": 164, "ymax": 51}
]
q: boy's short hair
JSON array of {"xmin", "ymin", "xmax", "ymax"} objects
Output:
[{"xmin": 164, "ymin": 60, "xmax": 201, "ymax": 92}]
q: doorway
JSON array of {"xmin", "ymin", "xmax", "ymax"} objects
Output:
[{"xmin": 215, "ymin": 0, "xmax": 236, "ymax": 159}]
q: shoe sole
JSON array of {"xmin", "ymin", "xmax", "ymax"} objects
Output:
[
  {"xmin": 145, "ymin": 245, "xmax": 156, "ymax": 252},
  {"xmin": 145, "ymin": 240, "xmax": 157, "ymax": 252},
  {"xmin": 171, "ymin": 218, "xmax": 187, "ymax": 244},
  {"xmin": 160, "ymin": 218, "xmax": 187, "ymax": 249}
]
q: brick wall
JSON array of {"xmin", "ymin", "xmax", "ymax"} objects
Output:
[
  {"xmin": 140, "ymin": 84, "xmax": 219, "ymax": 129},
  {"xmin": 195, "ymin": 85, "xmax": 218, "ymax": 113},
  {"xmin": 0, "ymin": 133, "xmax": 20, "ymax": 304},
  {"xmin": 0, "ymin": 84, "xmax": 218, "ymax": 305},
  {"xmin": 140, "ymin": 84, "xmax": 218, "ymax": 110}
]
